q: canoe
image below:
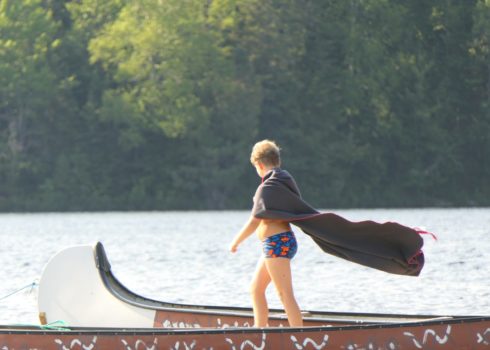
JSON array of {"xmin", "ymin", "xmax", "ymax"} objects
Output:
[{"xmin": 0, "ymin": 242, "xmax": 488, "ymax": 349}]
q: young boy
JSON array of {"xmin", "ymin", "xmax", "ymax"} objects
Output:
[{"xmin": 229, "ymin": 140, "xmax": 303, "ymax": 328}]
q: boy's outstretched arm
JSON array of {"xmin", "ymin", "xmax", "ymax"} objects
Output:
[{"xmin": 230, "ymin": 215, "xmax": 260, "ymax": 253}]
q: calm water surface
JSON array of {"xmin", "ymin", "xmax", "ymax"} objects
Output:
[{"xmin": 0, "ymin": 208, "xmax": 488, "ymax": 325}]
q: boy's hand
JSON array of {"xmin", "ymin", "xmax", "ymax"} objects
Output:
[{"xmin": 229, "ymin": 242, "xmax": 238, "ymax": 253}]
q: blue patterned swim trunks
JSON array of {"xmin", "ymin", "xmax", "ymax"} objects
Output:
[{"xmin": 262, "ymin": 231, "xmax": 298, "ymax": 259}]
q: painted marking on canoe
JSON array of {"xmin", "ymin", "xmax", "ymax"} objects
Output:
[
  {"xmin": 341, "ymin": 339, "xmax": 401, "ymax": 350},
  {"xmin": 225, "ymin": 332, "xmax": 266, "ymax": 350},
  {"xmin": 290, "ymin": 334, "xmax": 329, "ymax": 349},
  {"xmin": 121, "ymin": 337, "xmax": 158, "ymax": 350},
  {"xmin": 217, "ymin": 318, "xmax": 253, "ymax": 329},
  {"xmin": 161, "ymin": 320, "xmax": 201, "ymax": 328},
  {"xmin": 54, "ymin": 336, "xmax": 97, "ymax": 350},
  {"xmin": 477, "ymin": 327, "xmax": 490, "ymax": 345},
  {"xmin": 403, "ymin": 325, "xmax": 451, "ymax": 348},
  {"xmin": 168, "ymin": 340, "xmax": 196, "ymax": 350}
]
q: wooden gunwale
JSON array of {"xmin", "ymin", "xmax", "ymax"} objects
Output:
[{"xmin": 2, "ymin": 315, "xmax": 487, "ymax": 336}]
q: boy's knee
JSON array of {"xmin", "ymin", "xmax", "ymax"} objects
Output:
[
  {"xmin": 275, "ymin": 289, "xmax": 293, "ymax": 302},
  {"xmin": 250, "ymin": 282, "xmax": 266, "ymax": 296}
]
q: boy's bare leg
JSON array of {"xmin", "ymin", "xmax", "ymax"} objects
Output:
[
  {"xmin": 250, "ymin": 258, "xmax": 271, "ymax": 327},
  {"xmin": 265, "ymin": 258, "xmax": 303, "ymax": 327}
]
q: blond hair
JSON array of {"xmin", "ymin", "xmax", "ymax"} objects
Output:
[{"xmin": 250, "ymin": 140, "xmax": 281, "ymax": 167}]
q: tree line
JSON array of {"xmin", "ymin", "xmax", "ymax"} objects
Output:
[{"xmin": 0, "ymin": 0, "xmax": 489, "ymax": 211}]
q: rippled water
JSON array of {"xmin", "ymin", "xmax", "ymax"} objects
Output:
[{"xmin": 0, "ymin": 208, "xmax": 489, "ymax": 325}]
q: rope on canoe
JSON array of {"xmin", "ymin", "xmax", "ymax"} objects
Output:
[
  {"xmin": 0, "ymin": 281, "xmax": 37, "ymax": 302},
  {"xmin": 1, "ymin": 282, "xmax": 70, "ymax": 330},
  {"xmin": 9, "ymin": 320, "xmax": 70, "ymax": 331},
  {"xmin": 40, "ymin": 320, "xmax": 70, "ymax": 330},
  {"xmin": 14, "ymin": 320, "xmax": 69, "ymax": 330}
]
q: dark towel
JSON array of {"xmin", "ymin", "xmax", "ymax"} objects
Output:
[{"xmin": 252, "ymin": 168, "xmax": 424, "ymax": 276}]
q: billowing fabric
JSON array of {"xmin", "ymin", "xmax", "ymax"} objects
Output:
[
  {"xmin": 262, "ymin": 231, "xmax": 298, "ymax": 259},
  {"xmin": 252, "ymin": 168, "xmax": 425, "ymax": 276}
]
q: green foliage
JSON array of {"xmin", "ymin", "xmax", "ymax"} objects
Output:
[
  {"xmin": 0, "ymin": 0, "xmax": 488, "ymax": 211},
  {"xmin": 0, "ymin": 0, "xmax": 61, "ymax": 204}
]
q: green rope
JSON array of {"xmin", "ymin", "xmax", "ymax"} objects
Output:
[
  {"xmin": 41, "ymin": 320, "xmax": 70, "ymax": 331},
  {"xmin": 10, "ymin": 320, "xmax": 70, "ymax": 331}
]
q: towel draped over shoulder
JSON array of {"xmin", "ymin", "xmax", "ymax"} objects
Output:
[{"xmin": 252, "ymin": 168, "xmax": 425, "ymax": 276}]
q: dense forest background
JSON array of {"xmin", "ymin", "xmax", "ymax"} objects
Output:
[{"xmin": 0, "ymin": 0, "xmax": 489, "ymax": 211}]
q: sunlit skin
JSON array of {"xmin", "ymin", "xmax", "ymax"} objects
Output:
[{"xmin": 230, "ymin": 161, "xmax": 303, "ymax": 328}]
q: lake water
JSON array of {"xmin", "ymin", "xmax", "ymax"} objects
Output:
[{"xmin": 0, "ymin": 208, "xmax": 489, "ymax": 325}]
